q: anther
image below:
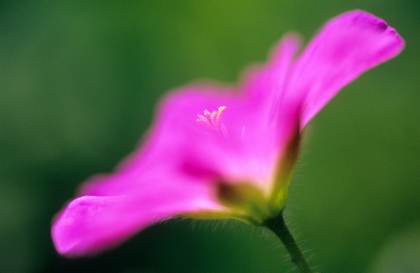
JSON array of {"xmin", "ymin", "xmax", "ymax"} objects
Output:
[{"xmin": 197, "ymin": 106, "xmax": 228, "ymax": 137}]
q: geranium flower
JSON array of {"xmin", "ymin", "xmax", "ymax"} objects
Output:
[{"xmin": 52, "ymin": 10, "xmax": 404, "ymax": 257}]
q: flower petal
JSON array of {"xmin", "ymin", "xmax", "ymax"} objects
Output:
[
  {"xmin": 241, "ymin": 33, "xmax": 302, "ymax": 150},
  {"xmin": 52, "ymin": 172, "xmax": 224, "ymax": 256},
  {"xmin": 242, "ymin": 34, "xmax": 300, "ymax": 109},
  {"xmin": 289, "ymin": 10, "xmax": 404, "ymax": 128}
]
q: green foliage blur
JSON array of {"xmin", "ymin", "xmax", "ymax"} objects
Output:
[{"xmin": 1, "ymin": 1, "xmax": 419, "ymax": 272}]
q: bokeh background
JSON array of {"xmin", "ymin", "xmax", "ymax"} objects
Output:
[{"xmin": 1, "ymin": 0, "xmax": 419, "ymax": 272}]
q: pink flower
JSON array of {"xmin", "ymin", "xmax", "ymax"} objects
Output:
[{"xmin": 52, "ymin": 10, "xmax": 404, "ymax": 257}]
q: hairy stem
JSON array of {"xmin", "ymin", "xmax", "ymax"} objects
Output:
[{"xmin": 263, "ymin": 211, "xmax": 313, "ymax": 273}]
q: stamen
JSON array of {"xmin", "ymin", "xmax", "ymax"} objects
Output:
[{"xmin": 197, "ymin": 106, "xmax": 228, "ymax": 137}]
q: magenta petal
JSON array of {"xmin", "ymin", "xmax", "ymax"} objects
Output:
[
  {"xmin": 242, "ymin": 34, "xmax": 300, "ymax": 107},
  {"xmin": 241, "ymin": 34, "xmax": 302, "ymax": 147},
  {"xmin": 52, "ymin": 178, "xmax": 223, "ymax": 256},
  {"xmin": 290, "ymin": 10, "xmax": 404, "ymax": 128}
]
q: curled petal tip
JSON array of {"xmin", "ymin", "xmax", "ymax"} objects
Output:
[
  {"xmin": 294, "ymin": 10, "xmax": 405, "ymax": 128},
  {"xmin": 341, "ymin": 10, "xmax": 405, "ymax": 52}
]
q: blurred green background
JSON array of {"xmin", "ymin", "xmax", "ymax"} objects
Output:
[{"xmin": 1, "ymin": 0, "xmax": 419, "ymax": 272}]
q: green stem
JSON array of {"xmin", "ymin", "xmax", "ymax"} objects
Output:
[{"xmin": 263, "ymin": 211, "xmax": 313, "ymax": 273}]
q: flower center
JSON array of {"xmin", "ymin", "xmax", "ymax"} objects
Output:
[{"xmin": 196, "ymin": 106, "xmax": 228, "ymax": 137}]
